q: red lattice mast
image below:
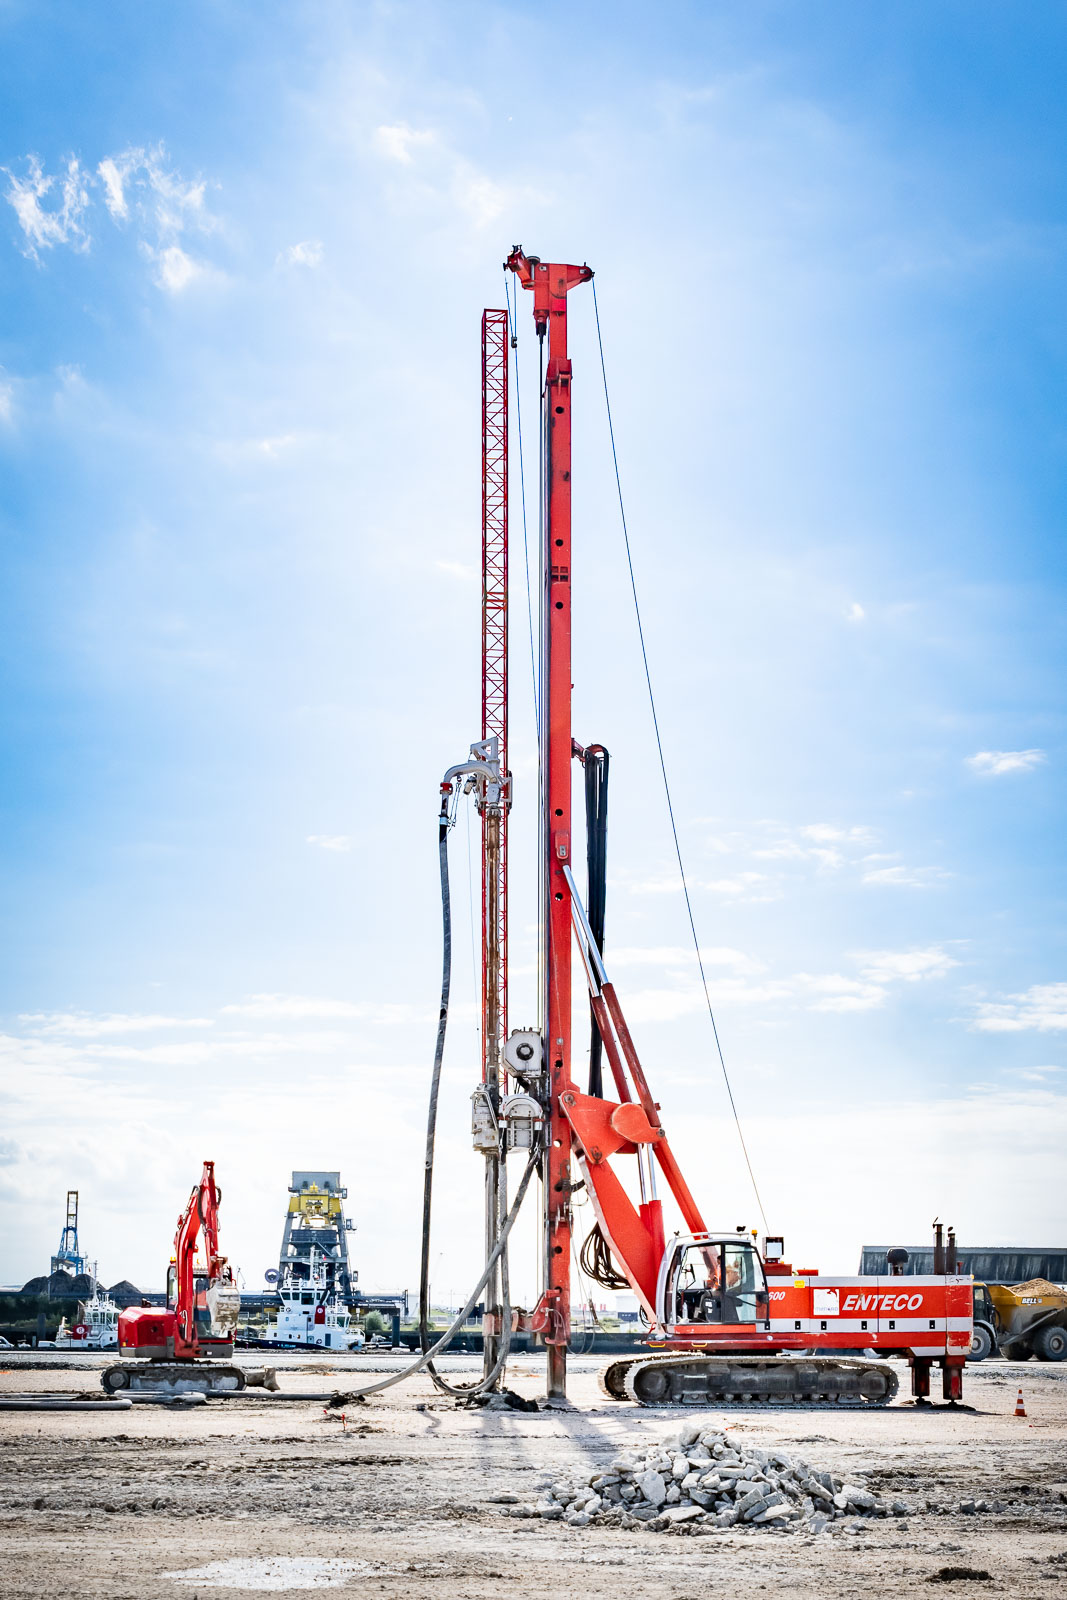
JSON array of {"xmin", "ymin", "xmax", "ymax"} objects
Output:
[{"xmin": 481, "ymin": 309, "xmax": 509, "ymax": 1087}]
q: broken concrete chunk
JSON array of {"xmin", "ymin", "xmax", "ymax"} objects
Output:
[
  {"xmin": 636, "ymin": 1470, "xmax": 668, "ymax": 1507},
  {"xmin": 753, "ymin": 1503, "xmax": 794, "ymax": 1524},
  {"xmin": 664, "ymin": 1504, "xmax": 704, "ymax": 1523}
]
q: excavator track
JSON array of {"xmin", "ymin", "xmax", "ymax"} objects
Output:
[
  {"xmin": 598, "ymin": 1360, "xmax": 633, "ymax": 1401},
  {"xmin": 599, "ymin": 1354, "xmax": 899, "ymax": 1409},
  {"xmin": 101, "ymin": 1363, "xmax": 247, "ymax": 1395}
]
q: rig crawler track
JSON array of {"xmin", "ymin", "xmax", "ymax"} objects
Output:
[
  {"xmin": 598, "ymin": 1354, "xmax": 900, "ymax": 1408},
  {"xmin": 101, "ymin": 1363, "xmax": 247, "ymax": 1395}
]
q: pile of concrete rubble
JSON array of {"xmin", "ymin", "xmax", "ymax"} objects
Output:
[{"xmin": 505, "ymin": 1421, "xmax": 918, "ymax": 1536}]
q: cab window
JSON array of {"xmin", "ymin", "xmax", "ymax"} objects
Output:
[{"xmin": 673, "ymin": 1241, "xmax": 766, "ymax": 1325}]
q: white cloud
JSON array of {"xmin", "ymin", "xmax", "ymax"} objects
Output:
[
  {"xmin": 453, "ymin": 169, "xmax": 509, "ymax": 228},
  {"xmin": 220, "ymin": 993, "xmax": 363, "ymax": 1020},
  {"xmin": 796, "ymin": 974, "xmax": 886, "ymax": 1013},
  {"xmin": 373, "ymin": 123, "xmax": 437, "ymax": 164},
  {"xmin": 97, "ymin": 153, "xmax": 135, "ymax": 220},
  {"xmin": 0, "ymin": 380, "xmax": 12, "ymax": 424},
  {"xmin": 5, "ymin": 145, "xmax": 218, "ymax": 290},
  {"xmin": 279, "ymin": 240, "xmax": 323, "ymax": 267},
  {"xmin": 966, "ymin": 749, "xmax": 1047, "ymax": 777},
  {"xmin": 17, "ymin": 1011, "xmax": 213, "ymax": 1037},
  {"xmin": 608, "ymin": 943, "xmax": 960, "ymax": 1024},
  {"xmin": 861, "ymin": 864, "xmax": 946, "ymax": 888},
  {"xmin": 972, "ymin": 982, "xmax": 1067, "ymax": 1033},
  {"xmin": 608, "ymin": 945, "xmax": 765, "ymax": 975},
  {"xmin": 799, "ymin": 823, "xmax": 876, "ymax": 845},
  {"xmin": 701, "ymin": 871, "xmax": 778, "ymax": 900},
  {"xmin": 750, "ymin": 823, "xmax": 877, "ymax": 873},
  {"xmin": 368, "ymin": 121, "xmax": 537, "ymax": 231},
  {"xmin": 4, "ymin": 155, "xmax": 91, "ymax": 258},
  {"xmin": 845, "ymin": 601, "xmax": 865, "ymax": 622},
  {"xmin": 150, "ymin": 244, "xmax": 203, "ymax": 293},
  {"xmin": 854, "ymin": 946, "xmax": 959, "ymax": 984},
  {"xmin": 307, "ymin": 833, "xmax": 352, "ymax": 852},
  {"xmin": 622, "ymin": 872, "xmax": 682, "ymax": 895}
]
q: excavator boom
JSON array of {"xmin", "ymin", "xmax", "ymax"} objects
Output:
[{"xmin": 102, "ymin": 1160, "xmax": 251, "ymax": 1395}]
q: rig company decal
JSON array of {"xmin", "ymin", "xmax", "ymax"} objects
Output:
[
  {"xmin": 813, "ymin": 1289, "xmax": 840, "ymax": 1317},
  {"xmin": 842, "ymin": 1291, "xmax": 926, "ymax": 1313}
]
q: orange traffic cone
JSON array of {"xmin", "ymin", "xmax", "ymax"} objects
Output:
[{"xmin": 1014, "ymin": 1388, "xmax": 1027, "ymax": 1418}]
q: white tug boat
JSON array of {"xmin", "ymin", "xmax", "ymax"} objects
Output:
[
  {"xmin": 53, "ymin": 1282, "xmax": 120, "ymax": 1350},
  {"xmin": 262, "ymin": 1248, "xmax": 364, "ymax": 1350}
]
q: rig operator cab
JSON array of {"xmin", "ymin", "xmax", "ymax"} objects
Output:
[{"xmin": 662, "ymin": 1234, "xmax": 768, "ymax": 1329}]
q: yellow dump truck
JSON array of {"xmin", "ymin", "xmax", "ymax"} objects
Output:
[{"xmin": 970, "ymin": 1278, "xmax": 1067, "ymax": 1361}]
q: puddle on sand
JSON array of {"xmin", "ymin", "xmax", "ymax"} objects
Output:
[{"xmin": 164, "ymin": 1558, "xmax": 372, "ymax": 1590}]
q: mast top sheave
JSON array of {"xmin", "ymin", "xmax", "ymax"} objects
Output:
[{"xmin": 505, "ymin": 246, "xmax": 594, "ymax": 342}]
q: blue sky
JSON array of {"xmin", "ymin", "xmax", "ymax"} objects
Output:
[{"xmin": 1, "ymin": 1, "xmax": 1064, "ymax": 1299}]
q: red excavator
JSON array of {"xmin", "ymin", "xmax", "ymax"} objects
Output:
[{"xmin": 101, "ymin": 1161, "xmax": 266, "ymax": 1394}]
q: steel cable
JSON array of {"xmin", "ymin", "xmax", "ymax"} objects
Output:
[{"xmin": 590, "ymin": 280, "xmax": 769, "ymax": 1232}]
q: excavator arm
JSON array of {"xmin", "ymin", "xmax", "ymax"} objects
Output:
[{"xmin": 172, "ymin": 1160, "xmax": 228, "ymax": 1357}]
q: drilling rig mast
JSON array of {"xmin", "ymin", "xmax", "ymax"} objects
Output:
[{"xmin": 480, "ymin": 308, "xmax": 510, "ymax": 1382}]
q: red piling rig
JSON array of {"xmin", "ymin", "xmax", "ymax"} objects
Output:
[{"xmin": 507, "ymin": 247, "xmax": 593, "ymax": 1399}]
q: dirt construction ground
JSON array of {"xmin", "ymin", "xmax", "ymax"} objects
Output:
[{"xmin": 2, "ymin": 1353, "xmax": 1066, "ymax": 1598}]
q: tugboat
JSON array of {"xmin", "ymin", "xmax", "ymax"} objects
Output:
[
  {"xmin": 259, "ymin": 1247, "xmax": 364, "ymax": 1351},
  {"xmin": 52, "ymin": 1278, "xmax": 120, "ymax": 1350}
]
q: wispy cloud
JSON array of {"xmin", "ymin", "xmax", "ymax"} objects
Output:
[
  {"xmin": 972, "ymin": 982, "xmax": 1067, "ymax": 1033},
  {"xmin": 861, "ymin": 864, "xmax": 947, "ymax": 888},
  {"xmin": 608, "ymin": 945, "xmax": 765, "ymax": 976},
  {"xmin": 17, "ymin": 1011, "xmax": 213, "ymax": 1037},
  {"xmin": 220, "ymin": 993, "xmax": 362, "ymax": 1020},
  {"xmin": 369, "ymin": 119, "xmax": 535, "ymax": 230},
  {"xmin": 306, "ymin": 833, "xmax": 352, "ymax": 852},
  {"xmin": 4, "ymin": 145, "xmax": 217, "ymax": 288},
  {"xmin": 1008, "ymin": 1064, "xmax": 1063, "ymax": 1083},
  {"xmin": 219, "ymin": 992, "xmax": 429, "ymax": 1026},
  {"xmin": 609, "ymin": 942, "xmax": 960, "ymax": 1022},
  {"xmin": 3, "ymin": 155, "xmax": 91, "ymax": 259},
  {"xmin": 966, "ymin": 748, "xmax": 1047, "ymax": 777},
  {"xmin": 701, "ymin": 871, "xmax": 780, "ymax": 901},
  {"xmin": 373, "ymin": 123, "xmax": 437, "ymax": 165},
  {"xmin": 855, "ymin": 946, "xmax": 959, "ymax": 983},
  {"xmin": 845, "ymin": 601, "xmax": 865, "ymax": 622},
  {"xmin": 148, "ymin": 243, "xmax": 202, "ymax": 293},
  {"xmin": 278, "ymin": 239, "xmax": 323, "ymax": 267}
]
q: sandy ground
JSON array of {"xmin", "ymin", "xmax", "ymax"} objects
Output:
[{"xmin": 1, "ymin": 1352, "xmax": 1065, "ymax": 1598}]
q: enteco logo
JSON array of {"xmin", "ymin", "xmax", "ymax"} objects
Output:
[{"xmin": 842, "ymin": 1292, "xmax": 925, "ymax": 1313}]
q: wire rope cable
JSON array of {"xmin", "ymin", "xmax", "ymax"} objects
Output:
[{"xmin": 590, "ymin": 280, "xmax": 769, "ymax": 1232}]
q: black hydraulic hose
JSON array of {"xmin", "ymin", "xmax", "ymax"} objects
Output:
[
  {"xmin": 418, "ymin": 818, "xmax": 451, "ymax": 1375},
  {"xmin": 341, "ymin": 1143, "xmax": 540, "ymax": 1401},
  {"xmin": 418, "ymin": 805, "xmax": 517, "ymax": 1400},
  {"xmin": 585, "ymin": 746, "xmax": 609, "ymax": 1097}
]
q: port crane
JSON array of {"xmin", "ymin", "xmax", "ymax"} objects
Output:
[{"xmin": 434, "ymin": 249, "xmax": 973, "ymax": 1409}]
